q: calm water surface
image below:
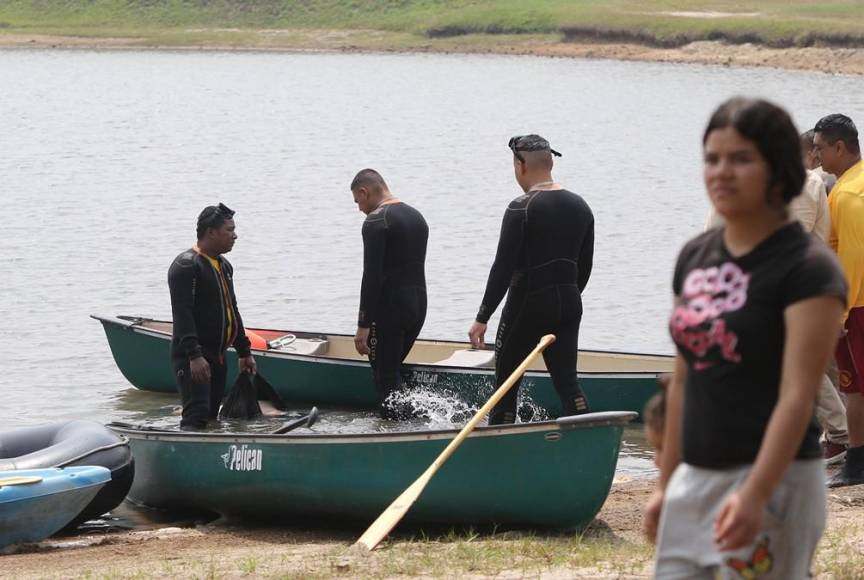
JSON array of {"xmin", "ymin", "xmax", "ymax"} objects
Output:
[{"xmin": 3, "ymin": 49, "xmax": 863, "ymax": 478}]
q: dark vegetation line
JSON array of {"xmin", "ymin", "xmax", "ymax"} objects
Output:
[
  {"xmin": 558, "ymin": 27, "xmax": 864, "ymax": 50},
  {"xmin": 425, "ymin": 24, "xmax": 864, "ymax": 49}
]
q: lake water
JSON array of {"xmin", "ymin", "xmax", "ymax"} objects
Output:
[{"xmin": 2, "ymin": 48, "xmax": 862, "ymax": 478}]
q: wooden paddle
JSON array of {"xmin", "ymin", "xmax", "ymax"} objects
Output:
[
  {"xmin": 0, "ymin": 475, "xmax": 43, "ymax": 487},
  {"xmin": 355, "ymin": 334, "xmax": 556, "ymax": 551}
]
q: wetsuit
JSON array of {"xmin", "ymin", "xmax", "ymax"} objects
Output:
[
  {"xmin": 476, "ymin": 188, "xmax": 594, "ymax": 424},
  {"xmin": 168, "ymin": 247, "xmax": 252, "ymax": 430},
  {"xmin": 358, "ymin": 201, "xmax": 429, "ymax": 418}
]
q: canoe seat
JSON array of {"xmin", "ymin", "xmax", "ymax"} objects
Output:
[
  {"xmin": 431, "ymin": 349, "xmax": 495, "ymax": 368},
  {"xmin": 270, "ymin": 337, "xmax": 329, "ymax": 356}
]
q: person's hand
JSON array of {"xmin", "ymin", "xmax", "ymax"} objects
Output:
[
  {"xmin": 190, "ymin": 356, "xmax": 211, "ymax": 383},
  {"xmin": 468, "ymin": 321, "xmax": 487, "ymax": 350},
  {"xmin": 354, "ymin": 327, "xmax": 371, "ymax": 356},
  {"xmin": 644, "ymin": 488, "xmax": 665, "ymax": 543},
  {"xmin": 714, "ymin": 490, "xmax": 765, "ymax": 551},
  {"xmin": 239, "ymin": 355, "xmax": 256, "ymax": 375}
]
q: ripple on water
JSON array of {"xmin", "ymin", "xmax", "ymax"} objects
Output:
[{"xmin": 5, "ymin": 49, "xmax": 853, "ymax": 478}]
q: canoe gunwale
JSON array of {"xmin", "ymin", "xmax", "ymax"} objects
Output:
[
  {"xmin": 107, "ymin": 411, "xmax": 636, "ymax": 445},
  {"xmin": 91, "ymin": 314, "xmax": 674, "ymax": 376}
]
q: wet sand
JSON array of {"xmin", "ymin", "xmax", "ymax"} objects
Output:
[{"xmin": 4, "ymin": 476, "xmax": 863, "ymax": 579}]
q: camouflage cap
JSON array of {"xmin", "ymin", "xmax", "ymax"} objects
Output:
[{"xmin": 508, "ymin": 134, "xmax": 562, "ymax": 159}]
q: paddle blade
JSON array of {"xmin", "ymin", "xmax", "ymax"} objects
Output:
[
  {"xmin": 219, "ymin": 373, "xmax": 262, "ymax": 420},
  {"xmin": 271, "ymin": 407, "xmax": 319, "ymax": 434},
  {"xmin": 0, "ymin": 476, "xmax": 43, "ymax": 487},
  {"xmin": 253, "ymin": 373, "xmax": 289, "ymax": 411},
  {"xmin": 355, "ymin": 473, "xmax": 431, "ymax": 551}
]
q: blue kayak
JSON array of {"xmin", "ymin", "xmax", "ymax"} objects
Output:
[{"xmin": 0, "ymin": 466, "xmax": 111, "ymax": 549}]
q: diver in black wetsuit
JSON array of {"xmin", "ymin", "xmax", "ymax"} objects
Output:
[
  {"xmin": 168, "ymin": 203, "xmax": 256, "ymax": 430},
  {"xmin": 351, "ymin": 169, "xmax": 429, "ymax": 419},
  {"xmin": 468, "ymin": 135, "xmax": 594, "ymax": 425}
]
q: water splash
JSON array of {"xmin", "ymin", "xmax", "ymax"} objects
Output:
[{"xmin": 382, "ymin": 382, "xmax": 550, "ymax": 429}]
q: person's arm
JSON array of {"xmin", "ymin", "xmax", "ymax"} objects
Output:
[
  {"xmin": 168, "ymin": 256, "xmax": 202, "ymax": 361},
  {"xmin": 832, "ymin": 193, "xmax": 861, "ymax": 322},
  {"xmin": 713, "ymin": 295, "xmax": 844, "ymax": 550},
  {"xmin": 658, "ymin": 355, "xmax": 686, "ymax": 488},
  {"xmin": 789, "ymin": 172, "xmax": 821, "ymax": 233},
  {"xmin": 225, "ymin": 261, "xmax": 255, "ymax": 373},
  {"xmin": 475, "ymin": 204, "xmax": 524, "ymax": 323},
  {"xmin": 356, "ymin": 214, "xmax": 387, "ymax": 354},
  {"xmin": 813, "ymin": 183, "xmax": 831, "ymax": 244},
  {"xmin": 169, "ymin": 255, "xmax": 210, "ymax": 383},
  {"xmin": 577, "ymin": 219, "xmax": 594, "ymax": 293},
  {"xmin": 644, "ymin": 354, "xmax": 686, "ymax": 542},
  {"xmin": 828, "ymin": 192, "xmax": 840, "ymax": 254},
  {"xmin": 358, "ymin": 215, "xmax": 387, "ymax": 328},
  {"xmin": 469, "ymin": 203, "xmax": 524, "ymax": 349}
]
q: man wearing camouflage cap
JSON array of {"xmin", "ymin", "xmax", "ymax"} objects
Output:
[{"xmin": 469, "ymin": 135, "xmax": 595, "ymax": 424}]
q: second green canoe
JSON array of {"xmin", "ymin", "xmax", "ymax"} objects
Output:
[{"xmin": 94, "ymin": 314, "xmax": 674, "ymax": 417}]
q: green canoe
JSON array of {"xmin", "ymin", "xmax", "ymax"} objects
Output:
[
  {"xmin": 108, "ymin": 411, "xmax": 636, "ymax": 529},
  {"xmin": 93, "ymin": 314, "xmax": 674, "ymax": 417}
]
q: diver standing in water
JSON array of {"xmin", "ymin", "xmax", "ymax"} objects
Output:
[
  {"xmin": 351, "ymin": 169, "xmax": 429, "ymax": 419},
  {"xmin": 168, "ymin": 203, "xmax": 256, "ymax": 430},
  {"xmin": 468, "ymin": 135, "xmax": 594, "ymax": 424}
]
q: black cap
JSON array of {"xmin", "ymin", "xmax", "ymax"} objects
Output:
[
  {"xmin": 508, "ymin": 134, "xmax": 562, "ymax": 161},
  {"xmin": 197, "ymin": 203, "xmax": 234, "ymax": 226},
  {"xmin": 196, "ymin": 203, "xmax": 235, "ymax": 238}
]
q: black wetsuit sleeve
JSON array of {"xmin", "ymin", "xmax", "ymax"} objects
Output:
[
  {"xmin": 358, "ymin": 214, "xmax": 387, "ymax": 328},
  {"xmin": 577, "ymin": 219, "xmax": 595, "ymax": 292},
  {"xmin": 168, "ymin": 258, "xmax": 203, "ymax": 360},
  {"xmin": 476, "ymin": 204, "xmax": 525, "ymax": 323},
  {"xmin": 225, "ymin": 262, "xmax": 252, "ymax": 358}
]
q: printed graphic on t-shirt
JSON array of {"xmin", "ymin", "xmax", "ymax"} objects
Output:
[{"xmin": 670, "ymin": 262, "xmax": 750, "ymax": 369}]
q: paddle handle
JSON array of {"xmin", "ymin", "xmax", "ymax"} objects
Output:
[
  {"xmin": 0, "ymin": 475, "xmax": 43, "ymax": 487},
  {"xmin": 355, "ymin": 334, "xmax": 555, "ymax": 551},
  {"xmin": 427, "ymin": 333, "xmax": 555, "ymax": 471}
]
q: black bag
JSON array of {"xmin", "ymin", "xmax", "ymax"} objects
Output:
[{"xmin": 218, "ymin": 373, "xmax": 262, "ymax": 419}]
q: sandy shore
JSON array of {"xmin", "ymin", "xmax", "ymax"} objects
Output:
[
  {"xmin": 1, "ymin": 30, "xmax": 863, "ymax": 75},
  {"xmin": 4, "ymin": 475, "xmax": 863, "ymax": 579}
]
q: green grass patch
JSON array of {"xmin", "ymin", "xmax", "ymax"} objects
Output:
[
  {"xmin": 318, "ymin": 528, "xmax": 654, "ymax": 578},
  {"xmin": 814, "ymin": 522, "xmax": 864, "ymax": 580},
  {"xmin": 1, "ymin": 1, "xmax": 864, "ymax": 48}
]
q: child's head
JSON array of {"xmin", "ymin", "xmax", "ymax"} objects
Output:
[{"xmin": 644, "ymin": 373, "xmax": 671, "ymax": 465}]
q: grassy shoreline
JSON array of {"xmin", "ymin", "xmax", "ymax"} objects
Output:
[
  {"xmin": 4, "ymin": 2, "xmax": 864, "ymax": 75},
  {"xmin": 3, "ymin": 27, "xmax": 864, "ymax": 77},
  {"xmin": 3, "ymin": 1, "xmax": 864, "ymax": 51}
]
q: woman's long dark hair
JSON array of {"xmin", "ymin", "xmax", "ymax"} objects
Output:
[{"xmin": 703, "ymin": 97, "xmax": 805, "ymax": 205}]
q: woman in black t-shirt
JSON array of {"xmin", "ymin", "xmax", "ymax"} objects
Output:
[{"xmin": 645, "ymin": 98, "xmax": 847, "ymax": 579}]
